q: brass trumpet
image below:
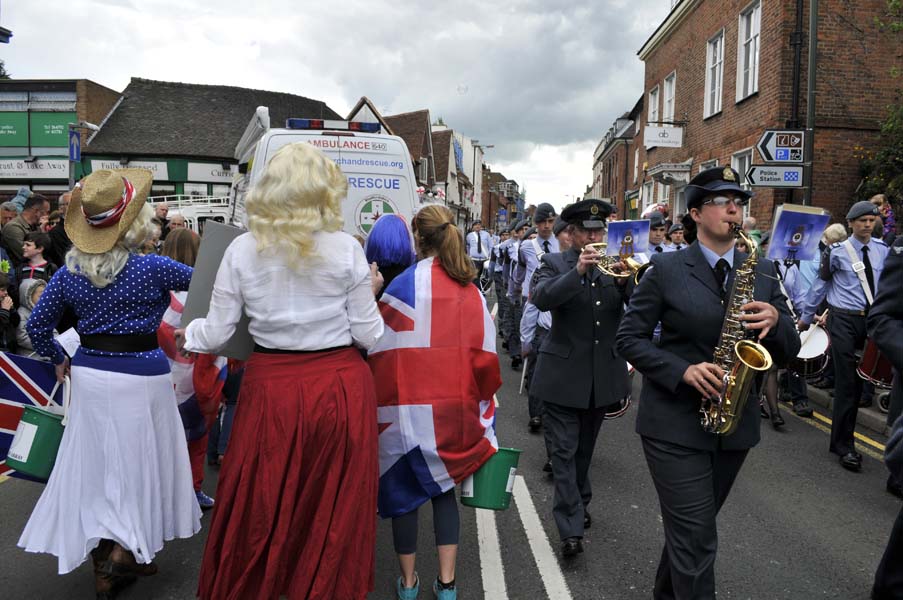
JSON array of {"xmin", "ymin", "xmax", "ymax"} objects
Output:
[{"xmin": 583, "ymin": 242, "xmax": 646, "ymax": 281}]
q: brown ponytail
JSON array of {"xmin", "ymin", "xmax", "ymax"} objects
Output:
[{"xmin": 413, "ymin": 205, "xmax": 476, "ymax": 286}]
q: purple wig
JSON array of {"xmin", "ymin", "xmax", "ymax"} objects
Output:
[{"xmin": 365, "ymin": 214, "xmax": 415, "ymax": 268}]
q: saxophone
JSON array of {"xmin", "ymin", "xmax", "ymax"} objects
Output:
[{"xmin": 699, "ymin": 225, "xmax": 774, "ymax": 435}]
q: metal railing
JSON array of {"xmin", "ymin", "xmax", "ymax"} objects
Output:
[{"xmin": 147, "ymin": 195, "xmax": 231, "ymax": 209}]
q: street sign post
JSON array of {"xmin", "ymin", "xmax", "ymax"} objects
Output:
[
  {"xmin": 756, "ymin": 129, "xmax": 805, "ymax": 163},
  {"xmin": 68, "ymin": 129, "xmax": 81, "ymax": 162},
  {"xmin": 746, "ymin": 165, "xmax": 804, "ymax": 188}
]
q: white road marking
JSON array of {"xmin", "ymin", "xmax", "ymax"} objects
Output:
[
  {"xmin": 491, "ymin": 302, "xmax": 499, "ymax": 320},
  {"xmin": 476, "ymin": 508, "xmax": 509, "ymax": 599},
  {"xmin": 512, "ymin": 475, "xmax": 574, "ymax": 600}
]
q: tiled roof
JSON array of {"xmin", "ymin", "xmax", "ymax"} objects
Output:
[
  {"xmin": 86, "ymin": 77, "xmax": 341, "ymax": 159},
  {"xmin": 384, "ymin": 109, "xmax": 431, "ymax": 160},
  {"xmin": 431, "ymin": 129, "xmax": 453, "ymax": 182}
]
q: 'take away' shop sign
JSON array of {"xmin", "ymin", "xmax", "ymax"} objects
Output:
[{"xmin": 0, "ymin": 158, "xmax": 68, "ymax": 179}]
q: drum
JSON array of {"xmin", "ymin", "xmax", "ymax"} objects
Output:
[
  {"xmin": 857, "ymin": 338, "xmax": 894, "ymax": 387},
  {"xmin": 788, "ymin": 324, "xmax": 829, "ymax": 378}
]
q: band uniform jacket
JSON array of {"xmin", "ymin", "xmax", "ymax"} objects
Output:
[
  {"xmin": 615, "ymin": 241, "xmax": 800, "ymax": 451},
  {"xmin": 868, "ymin": 237, "xmax": 903, "ymax": 373},
  {"xmin": 531, "ymin": 247, "xmax": 631, "ymax": 409}
]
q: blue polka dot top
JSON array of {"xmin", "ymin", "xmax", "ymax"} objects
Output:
[{"xmin": 26, "ymin": 253, "xmax": 193, "ymax": 369}]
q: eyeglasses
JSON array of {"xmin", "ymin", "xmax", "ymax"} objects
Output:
[{"xmin": 703, "ymin": 195, "xmax": 749, "ymax": 207}]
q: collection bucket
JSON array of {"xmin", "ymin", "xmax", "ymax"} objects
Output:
[
  {"xmin": 6, "ymin": 405, "xmax": 65, "ymax": 481},
  {"xmin": 461, "ymin": 447, "xmax": 522, "ymax": 511}
]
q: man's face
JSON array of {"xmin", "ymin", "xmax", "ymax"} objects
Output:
[
  {"xmin": 849, "ymin": 216, "xmax": 876, "ymax": 240},
  {"xmin": 649, "ymin": 226, "xmax": 667, "ymax": 245},
  {"xmin": 26, "ymin": 201, "xmax": 50, "ymax": 225},
  {"xmin": 59, "ymin": 193, "xmax": 71, "ymax": 216},
  {"xmin": 155, "ymin": 203, "xmax": 169, "ymax": 219},
  {"xmin": 570, "ymin": 225, "xmax": 604, "ymax": 249},
  {"xmin": 671, "ymin": 230, "xmax": 685, "ymax": 245},
  {"xmin": 22, "ymin": 240, "xmax": 39, "ymax": 259},
  {"xmin": 499, "ymin": 232, "xmax": 509, "ymax": 242},
  {"xmin": 0, "ymin": 208, "xmax": 15, "ymax": 226},
  {"xmin": 556, "ymin": 228, "xmax": 572, "ymax": 251},
  {"xmin": 536, "ymin": 217, "xmax": 555, "ymax": 239},
  {"xmin": 472, "ymin": 223, "xmax": 482, "ymax": 233},
  {"xmin": 169, "ymin": 215, "xmax": 186, "ymax": 230},
  {"xmin": 513, "ymin": 227, "xmax": 525, "ymax": 240}
]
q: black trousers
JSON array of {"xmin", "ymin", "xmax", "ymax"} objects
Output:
[
  {"xmin": 873, "ymin": 505, "xmax": 903, "ymax": 600},
  {"xmin": 543, "ymin": 401, "xmax": 606, "ymax": 540},
  {"xmin": 827, "ymin": 311, "xmax": 868, "ymax": 455},
  {"xmin": 493, "ymin": 272, "xmax": 510, "ymax": 339},
  {"xmin": 642, "ymin": 437, "xmax": 749, "ymax": 600},
  {"xmin": 526, "ymin": 325, "xmax": 550, "ymax": 418}
]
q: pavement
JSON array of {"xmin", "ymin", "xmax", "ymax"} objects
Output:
[
  {"xmin": 806, "ymin": 381, "xmax": 893, "ymax": 438},
  {"xmin": 0, "ymin": 337, "xmax": 900, "ymax": 599}
]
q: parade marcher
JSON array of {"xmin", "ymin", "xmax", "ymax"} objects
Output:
[
  {"xmin": 18, "ymin": 169, "xmax": 201, "ymax": 598},
  {"xmin": 465, "ymin": 219, "xmax": 492, "ymax": 283},
  {"xmin": 648, "ymin": 211, "xmax": 669, "ymax": 254},
  {"xmin": 369, "ymin": 203, "xmax": 501, "ymax": 600},
  {"xmin": 532, "ymin": 199, "xmax": 633, "ymax": 558},
  {"xmin": 800, "ymin": 200, "xmax": 889, "ymax": 472},
  {"xmin": 365, "ymin": 213, "xmax": 416, "ymax": 300},
  {"xmin": 178, "ymin": 143, "xmax": 385, "ymax": 600},
  {"xmin": 491, "ymin": 228, "xmax": 511, "ymax": 345},
  {"xmin": 616, "ymin": 166, "xmax": 799, "ymax": 598},
  {"xmin": 666, "ymin": 223, "xmax": 686, "ymax": 251},
  {"xmin": 506, "ymin": 219, "xmax": 528, "ymax": 369},
  {"xmin": 756, "ymin": 233, "xmax": 787, "ymax": 428}
]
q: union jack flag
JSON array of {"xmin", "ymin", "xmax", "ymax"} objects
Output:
[
  {"xmin": 0, "ymin": 352, "xmax": 66, "ymax": 479},
  {"xmin": 368, "ymin": 257, "xmax": 502, "ymax": 518}
]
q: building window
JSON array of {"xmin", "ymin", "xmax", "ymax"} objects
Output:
[
  {"xmin": 737, "ymin": 1, "xmax": 761, "ymax": 101},
  {"xmin": 705, "ymin": 31, "xmax": 724, "ymax": 117},
  {"xmin": 184, "ymin": 182, "xmax": 208, "ymax": 197},
  {"xmin": 642, "ymin": 181, "xmax": 654, "ymax": 211},
  {"xmin": 634, "ymin": 148, "xmax": 640, "ymax": 183},
  {"xmin": 648, "ymin": 86, "xmax": 660, "ymax": 126},
  {"xmin": 699, "ymin": 159, "xmax": 719, "ymax": 172},
  {"xmin": 663, "ymin": 72, "xmax": 676, "ymax": 125},
  {"xmin": 418, "ymin": 157, "xmax": 429, "ymax": 182},
  {"xmin": 675, "ymin": 188, "xmax": 688, "ymax": 217},
  {"xmin": 731, "ymin": 149, "xmax": 753, "ymax": 192},
  {"xmin": 658, "ymin": 182, "xmax": 670, "ymax": 204}
]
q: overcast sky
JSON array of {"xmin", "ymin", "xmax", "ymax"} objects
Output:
[{"xmin": 2, "ymin": 0, "xmax": 671, "ymax": 209}]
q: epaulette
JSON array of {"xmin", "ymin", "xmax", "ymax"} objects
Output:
[
  {"xmin": 873, "ymin": 238, "xmax": 888, "ymax": 247},
  {"xmin": 829, "ymin": 242, "xmax": 843, "ymax": 250}
]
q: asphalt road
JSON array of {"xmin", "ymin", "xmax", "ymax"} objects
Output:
[{"xmin": 1, "ymin": 350, "xmax": 900, "ymax": 599}]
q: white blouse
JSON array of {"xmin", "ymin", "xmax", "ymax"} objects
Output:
[{"xmin": 184, "ymin": 231, "xmax": 384, "ymax": 354}]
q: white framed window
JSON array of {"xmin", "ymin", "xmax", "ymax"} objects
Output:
[
  {"xmin": 675, "ymin": 188, "xmax": 688, "ymax": 216},
  {"xmin": 418, "ymin": 157, "xmax": 429, "ymax": 182},
  {"xmin": 699, "ymin": 159, "xmax": 719, "ymax": 172},
  {"xmin": 704, "ymin": 30, "xmax": 724, "ymax": 117},
  {"xmin": 663, "ymin": 72, "xmax": 676, "ymax": 125},
  {"xmin": 642, "ymin": 181, "xmax": 654, "ymax": 211},
  {"xmin": 737, "ymin": 1, "xmax": 761, "ymax": 101},
  {"xmin": 634, "ymin": 148, "xmax": 640, "ymax": 183},
  {"xmin": 658, "ymin": 182, "xmax": 671, "ymax": 203},
  {"xmin": 184, "ymin": 182, "xmax": 207, "ymax": 197},
  {"xmin": 648, "ymin": 86, "xmax": 660, "ymax": 126},
  {"xmin": 731, "ymin": 149, "xmax": 753, "ymax": 193}
]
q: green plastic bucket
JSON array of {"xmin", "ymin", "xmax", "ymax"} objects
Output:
[
  {"xmin": 6, "ymin": 405, "xmax": 65, "ymax": 481},
  {"xmin": 461, "ymin": 447, "xmax": 522, "ymax": 511}
]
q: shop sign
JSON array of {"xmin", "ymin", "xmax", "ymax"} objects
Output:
[
  {"xmin": 30, "ymin": 112, "xmax": 76, "ymax": 147},
  {"xmin": 187, "ymin": 162, "xmax": 236, "ymax": 183},
  {"xmin": 0, "ymin": 158, "xmax": 69, "ymax": 179},
  {"xmin": 0, "ymin": 113, "xmax": 29, "ymax": 147},
  {"xmin": 90, "ymin": 160, "xmax": 169, "ymax": 179}
]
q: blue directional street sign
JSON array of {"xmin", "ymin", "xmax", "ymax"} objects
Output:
[{"xmin": 68, "ymin": 129, "xmax": 81, "ymax": 162}]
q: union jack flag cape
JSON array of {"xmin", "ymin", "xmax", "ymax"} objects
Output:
[
  {"xmin": 368, "ymin": 257, "xmax": 502, "ymax": 518},
  {"xmin": 0, "ymin": 352, "xmax": 67, "ymax": 480}
]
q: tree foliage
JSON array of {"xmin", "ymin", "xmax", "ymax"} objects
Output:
[
  {"xmin": 0, "ymin": 60, "xmax": 9, "ymax": 79},
  {"xmin": 856, "ymin": 100, "xmax": 903, "ymax": 207}
]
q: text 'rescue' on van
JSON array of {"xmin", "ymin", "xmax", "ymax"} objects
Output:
[{"xmin": 231, "ymin": 109, "xmax": 419, "ymax": 237}]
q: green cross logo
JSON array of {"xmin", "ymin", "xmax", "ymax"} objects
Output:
[{"xmin": 358, "ymin": 196, "xmax": 396, "ymax": 233}]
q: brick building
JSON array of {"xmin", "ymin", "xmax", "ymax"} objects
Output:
[
  {"xmin": 635, "ymin": 0, "xmax": 902, "ymax": 229},
  {"xmin": 591, "ymin": 96, "xmax": 643, "ymax": 218}
]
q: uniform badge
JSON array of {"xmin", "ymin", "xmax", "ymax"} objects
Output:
[
  {"xmin": 723, "ymin": 167, "xmax": 736, "ymax": 182},
  {"xmin": 893, "ymin": 246, "xmax": 903, "ymax": 255},
  {"xmin": 590, "ymin": 204, "xmax": 599, "ymax": 215}
]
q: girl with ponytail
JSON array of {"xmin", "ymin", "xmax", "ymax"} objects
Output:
[{"xmin": 412, "ymin": 205, "xmax": 476, "ymax": 285}]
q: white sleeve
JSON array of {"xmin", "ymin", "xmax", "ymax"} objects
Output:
[
  {"xmin": 183, "ymin": 243, "xmax": 245, "ymax": 354},
  {"xmin": 346, "ymin": 242, "xmax": 385, "ymax": 350}
]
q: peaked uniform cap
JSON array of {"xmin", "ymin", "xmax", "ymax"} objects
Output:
[{"xmin": 685, "ymin": 166, "xmax": 751, "ymax": 210}]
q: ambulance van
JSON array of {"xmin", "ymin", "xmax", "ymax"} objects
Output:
[{"xmin": 230, "ymin": 107, "xmax": 419, "ymax": 237}]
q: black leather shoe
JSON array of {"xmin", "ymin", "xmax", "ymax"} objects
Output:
[
  {"xmin": 771, "ymin": 410, "xmax": 785, "ymax": 429},
  {"xmin": 840, "ymin": 452, "xmax": 862, "ymax": 472},
  {"xmin": 760, "ymin": 404, "xmax": 769, "ymax": 419},
  {"xmin": 561, "ymin": 537, "xmax": 583, "ymax": 558},
  {"xmin": 528, "ymin": 417, "xmax": 542, "ymax": 432},
  {"xmin": 583, "ymin": 511, "xmax": 592, "ymax": 529},
  {"xmin": 511, "ymin": 356, "xmax": 522, "ymax": 370},
  {"xmin": 792, "ymin": 402, "xmax": 814, "ymax": 417},
  {"xmin": 543, "ymin": 460, "xmax": 552, "ymax": 473},
  {"xmin": 502, "ymin": 341, "xmax": 509, "ymax": 350}
]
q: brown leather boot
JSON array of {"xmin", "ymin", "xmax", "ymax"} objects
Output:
[
  {"xmin": 99, "ymin": 543, "xmax": 158, "ymax": 577},
  {"xmin": 90, "ymin": 539, "xmax": 115, "ymax": 573}
]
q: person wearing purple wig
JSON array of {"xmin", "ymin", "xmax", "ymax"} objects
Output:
[{"xmin": 365, "ymin": 214, "xmax": 416, "ymax": 299}]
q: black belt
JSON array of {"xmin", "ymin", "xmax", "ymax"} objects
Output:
[
  {"xmin": 829, "ymin": 306, "xmax": 868, "ymax": 317},
  {"xmin": 79, "ymin": 333, "xmax": 159, "ymax": 353},
  {"xmin": 253, "ymin": 344, "xmax": 350, "ymax": 355}
]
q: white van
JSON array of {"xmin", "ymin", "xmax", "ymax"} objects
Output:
[{"xmin": 230, "ymin": 108, "xmax": 419, "ymax": 236}]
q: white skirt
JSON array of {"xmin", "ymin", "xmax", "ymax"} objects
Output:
[{"xmin": 18, "ymin": 364, "xmax": 202, "ymax": 574}]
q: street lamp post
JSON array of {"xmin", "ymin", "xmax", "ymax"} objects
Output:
[{"xmin": 68, "ymin": 121, "xmax": 100, "ymax": 190}]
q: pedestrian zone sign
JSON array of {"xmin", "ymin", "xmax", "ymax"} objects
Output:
[{"xmin": 756, "ymin": 129, "xmax": 804, "ymax": 163}]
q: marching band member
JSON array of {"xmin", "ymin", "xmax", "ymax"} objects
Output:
[
  {"xmin": 799, "ymin": 200, "xmax": 889, "ymax": 472},
  {"xmin": 666, "ymin": 223, "xmax": 686, "ymax": 251},
  {"xmin": 616, "ymin": 167, "xmax": 798, "ymax": 599},
  {"xmin": 465, "ymin": 220, "xmax": 492, "ymax": 283},
  {"xmin": 648, "ymin": 211, "xmax": 669, "ymax": 254},
  {"xmin": 531, "ymin": 199, "xmax": 632, "ymax": 558},
  {"xmin": 490, "ymin": 227, "xmax": 511, "ymax": 342},
  {"xmin": 506, "ymin": 219, "xmax": 528, "ymax": 369}
]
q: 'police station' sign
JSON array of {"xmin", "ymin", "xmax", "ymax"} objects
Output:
[{"xmin": 643, "ymin": 126, "xmax": 684, "ymax": 149}]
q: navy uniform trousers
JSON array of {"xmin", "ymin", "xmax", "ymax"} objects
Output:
[{"xmin": 826, "ymin": 310, "xmax": 868, "ymax": 456}]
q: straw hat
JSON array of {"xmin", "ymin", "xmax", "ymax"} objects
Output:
[{"xmin": 65, "ymin": 169, "xmax": 153, "ymax": 254}]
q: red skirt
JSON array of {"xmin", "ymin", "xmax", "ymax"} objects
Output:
[{"xmin": 197, "ymin": 348, "xmax": 378, "ymax": 600}]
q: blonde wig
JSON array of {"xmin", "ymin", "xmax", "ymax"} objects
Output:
[
  {"xmin": 245, "ymin": 142, "xmax": 347, "ymax": 270},
  {"xmin": 823, "ymin": 223, "xmax": 848, "ymax": 245},
  {"xmin": 66, "ymin": 203, "xmax": 155, "ymax": 288}
]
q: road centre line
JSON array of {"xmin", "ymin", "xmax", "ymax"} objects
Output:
[
  {"xmin": 475, "ymin": 508, "xmax": 509, "ymax": 599},
  {"xmin": 512, "ymin": 475, "xmax": 574, "ymax": 600}
]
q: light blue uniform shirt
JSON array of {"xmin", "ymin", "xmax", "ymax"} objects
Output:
[
  {"xmin": 797, "ymin": 254, "xmax": 820, "ymax": 289},
  {"xmin": 801, "ymin": 237, "xmax": 889, "ymax": 323},
  {"xmin": 698, "ymin": 242, "xmax": 736, "ymax": 271},
  {"xmin": 664, "ymin": 242, "xmax": 687, "ymax": 253},
  {"xmin": 649, "ymin": 242, "xmax": 669, "ymax": 255},
  {"xmin": 515, "ymin": 234, "xmax": 560, "ymax": 299},
  {"xmin": 495, "ymin": 239, "xmax": 512, "ymax": 275},
  {"xmin": 776, "ymin": 261, "xmax": 805, "ymax": 317},
  {"xmin": 520, "ymin": 301, "xmax": 552, "ymax": 347},
  {"xmin": 466, "ymin": 230, "xmax": 493, "ymax": 260}
]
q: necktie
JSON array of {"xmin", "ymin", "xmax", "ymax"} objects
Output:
[
  {"xmin": 655, "ymin": 245, "xmax": 663, "ymax": 253},
  {"xmin": 713, "ymin": 258, "xmax": 731, "ymax": 299},
  {"xmin": 861, "ymin": 246, "xmax": 875, "ymax": 298},
  {"xmin": 543, "ymin": 240, "xmax": 550, "ymax": 253},
  {"xmin": 676, "ymin": 244, "xmax": 682, "ymax": 250},
  {"xmin": 477, "ymin": 233, "xmax": 483, "ymax": 254}
]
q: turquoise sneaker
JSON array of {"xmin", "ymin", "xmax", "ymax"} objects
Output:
[
  {"xmin": 432, "ymin": 578, "xmax": 457, "ymax": 600},
  {"xmin": 396, "ymin": 574, "xmax": 419, "ymax": 600}
]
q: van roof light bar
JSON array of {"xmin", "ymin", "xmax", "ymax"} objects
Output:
[{"xmin": 285, "ymin": 118, "xmax": 380, "ymax": 133}]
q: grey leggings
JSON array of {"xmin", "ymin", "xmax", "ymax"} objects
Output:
[{"xmin": 391, "ymin": 489, "xmax": 460, "ymax": 554}]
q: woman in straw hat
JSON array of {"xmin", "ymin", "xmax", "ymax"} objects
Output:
[
  {"xmin": 18, "ymin": 169, "xmax": 201, "ymax": 599},
  {"xmin": 176, "ymin": 142, "xmax": 385, "ymax": 600}
]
